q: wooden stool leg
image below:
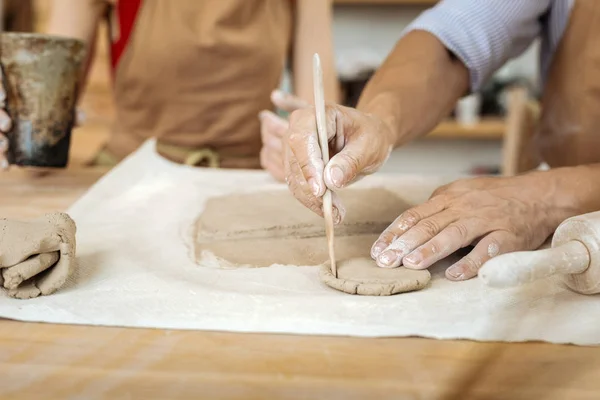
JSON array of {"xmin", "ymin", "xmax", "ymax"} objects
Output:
[{"xmin": 502, "ymin": 86, "xmax": 541, "ymax": 176}]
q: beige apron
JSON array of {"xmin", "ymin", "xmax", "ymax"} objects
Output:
[
  {"xmin": 100, "ymin": 0, "xmax": 292, "ymax": 168},
  {"xmin": 537, "ymin": 0, "xmax": 600, "ymax": 167}
]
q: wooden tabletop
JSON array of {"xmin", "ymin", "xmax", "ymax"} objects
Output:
[{"xmin": 1, "ymin": 168, "xmax": 599, "ymax": 399}]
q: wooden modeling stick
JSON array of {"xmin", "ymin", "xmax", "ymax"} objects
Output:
[
  {"xmin": 313, "ymin": 53, "xmax": 337, "ymax": 277},
  {"xmin": 479, "ymin": 211, "xmax": 600, "ymax": 295}
]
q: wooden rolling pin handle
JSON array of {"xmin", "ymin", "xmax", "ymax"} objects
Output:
[
  {"xmin": 479, "ymin": 211, "xmax": 600, "ymax": 295},
  {"xmin": 479, "ymin": 241, "xmax": 590, "ymax": 288}
]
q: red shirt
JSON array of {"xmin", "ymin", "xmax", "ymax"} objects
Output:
[{"xmin": 108, "ymin": 0, "xmax": 143, "ymax": 73}]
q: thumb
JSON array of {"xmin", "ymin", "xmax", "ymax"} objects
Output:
[
  {"xmin": 324, "ymin": 135, "xmax": 384, "ymax": 190},
  {"xmin": 271, "ymin": 90, "xmax": 310, "ymax": 113}
]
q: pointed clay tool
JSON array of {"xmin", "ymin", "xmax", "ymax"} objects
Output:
[{"xmin": 313, "ymin": 53, "xmax": 337, "ymax": 277}]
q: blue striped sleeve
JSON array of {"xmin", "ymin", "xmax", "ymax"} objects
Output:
[{"xmin": 404, "ymin": 0, "xmax": 554, "ymax": 91}]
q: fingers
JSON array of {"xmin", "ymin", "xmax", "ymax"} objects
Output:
[
  {"xmin": 2, "ymin": 252, "xmax": 60, "ymax": 290},
  {"xmin": 0, "ymin": 109, "xmax": 11, "ymax": 133},
  {"xmin": 330, "ymin": 192, "xmax": 345, "ymax": 224},
  {"xmin": 0, "ymin": 133, "xmax": 8, "ymax": 170},
  {"xmin": 284, "ymin": 143, "xmax": 346, "ymax": 223},
  {"xmin": 402, "ymin": 219, "xmax": 482, "ymax": 270},
  {"xmin": 259, "ymin": 110, "xmax": 287, "ymax": 182},
  {"xmin": 445, "ymin": 231, "xmax": 518, "ymax": 281},
  {"xmin": 287, "ymin": 107, "xmax": 326, "ymax": 198},
  {"xmin": 0, "ymin": 67, "xmax": 12, "ymax": 133},
  {"xmin": 259, "ymin": 110, "xmax": 287, "ymax": 149},
  {"xmin": 75, "ymin": 108, "xmax": 86, "ymax": 127},
  {"xmin": 0, "ymin": 65, "xmax": 11, "ymax": 171},
  {"xmin": 379, "ymin": 211, "xmax": 460, "ymax": 269},
  {"xmin": 271, "ymin": 90, "xmax": 310, "ymax": 113},
  {"xmin": 260, "ymin": 146, "xmax": 285, "ymax": 182},
  {"xmin": 371, "ymin": 198, "xmax": 447, "ymax": 261},
  {"xmin": 324, "ymin": 135, "xmax": 375, "ymax": 190},
  {"xmin": 323, "ymin": 114, "xmax": 390, "ymax": 191},
  {"xmin": 284, "ymin": 104, "xmax": 349, "ymax": 222},
  {"xmin": 284, "ymin": 143, "xmax": 324, "ymax": 217}
]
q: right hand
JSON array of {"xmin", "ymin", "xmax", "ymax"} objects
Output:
[
  {"xmin": 259, "ymin": 90, "xmax": 310, "ymax": 182},
  {"xmin": 284, "ymin": 104, "xmax": 396, "ymax": 222}
]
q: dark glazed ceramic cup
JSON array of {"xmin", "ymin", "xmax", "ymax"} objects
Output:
[{"xmin": 1, "ymin": 33, "xmax": 85, "ymax": 167}]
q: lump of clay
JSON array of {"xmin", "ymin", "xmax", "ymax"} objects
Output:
[
  {"xmin": 0, "ymin": 212, "xmax": 76, "ymax": 299},
  {"xmin": 320, "ymin": 258, "xmax": 431, "ymax": 296}
]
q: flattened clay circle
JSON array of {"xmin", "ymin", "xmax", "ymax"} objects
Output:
[{"xmin": 320, "ymin": 257, "xmax": 431, "ymax": 296}]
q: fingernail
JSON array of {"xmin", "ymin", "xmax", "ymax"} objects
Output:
[
  {"xmin": 308, "ymin": 178, "xmax": 320, "ymax": 196},
  {"xmin": 258, "ymin": 111, "xmax": 267, "ymax": 120},
  {"xmin": 330, "ymin": 166, "xmax": 344, "ymax": 188},
  {"xmin": 76, "ymin": 109, "xmax": 86, "ymax": 125},
  {"xmin": 0, "ymin": 137, "xmax": 7, "ymax": 151},
  {"xmin": 271, "ymin": 90, "xmax": 285, "ymax": 103},
  {"xmin": 371, "ymin": 241, "xmax": 387, "ymax": 258},
  {"xmin": 446, "ymin": 265, "xmax": 464, "ymax": 280},
  {"xmin": 333, "ymin": 207, "xmax": 341, "ymax": 224},
  {"xmin": 378, "ymin": 250, "xmax": 400, "ymax": 268},
  {"xmin": 0, "ymin": 158, "xmax": 8, "ymax": 170},
  {"xmin": 403, "ymin": 251, "xmax": 423, "ymax": 266}
]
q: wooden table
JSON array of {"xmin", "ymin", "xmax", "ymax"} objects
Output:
[{"xmin": 1, "ymin": 169, "xmax": 599, "ymax": 399}]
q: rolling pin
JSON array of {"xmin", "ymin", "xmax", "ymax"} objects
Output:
[{"xmin": 478, "ymin": 211, "xmax": 600, "ymax": 295}]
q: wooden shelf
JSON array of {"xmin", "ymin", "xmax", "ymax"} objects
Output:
[
  {"xmin": 427, "ymin": 118, "xmax": 505, "ymax": 139},
  {"xmin": 334, "ymin": 0, "xmax": 437, "ymax": 5}
]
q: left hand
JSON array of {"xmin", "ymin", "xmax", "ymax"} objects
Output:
[
  {"xmin": 370, "ymin": 172, "xmax": 574, "ymax": 281},
  {"xmin": 259, "ymin": 90, "xmax": 309, "ymax": 182}
]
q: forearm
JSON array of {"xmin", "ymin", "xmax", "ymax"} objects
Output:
[
  {"xmin": 292, "ymin": 0, "xmax": 340, "ymax": 104},
  {"xmin": 544, "ymin": 164, "xmax": 600, "ymax": 222},
  {"xmin": 46, "ymin": 0, "xmax": 105, "ymax": 100},
  {"xmin": 357, "ymin": 30, "xmax": 469, "ymax": 147}
]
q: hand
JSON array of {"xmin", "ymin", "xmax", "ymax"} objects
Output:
[
  {"xmin": 284, "ymin": 104, "xmax": 396, "ymax": 221},
  {"xmin": 0, "ymin": 212, "xmax": 77, "ymax": 299},
  {"xmin": 370, "ymin": 173, "xmax": 573, "ymax": 281},
  {"xmin": 0, "ymin": 68, "xmax": 13, "ymax": 171},
  {"xmin": 259, "ymin": 90, "xmax": 309, "ymax": 182}
]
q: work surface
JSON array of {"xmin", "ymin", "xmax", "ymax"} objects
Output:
[{"xmin": 1, "ymin": 168, "xmax": 600, "ymax": 399}]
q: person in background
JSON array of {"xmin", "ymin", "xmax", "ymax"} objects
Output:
[
  {"xmin": 0, "ymin": 0, "xmax": 338, "ymax": 181},
  {"xmin": 2, "ymin": 0, "xmax": 33, "ymax": 32},
  {"xmin": 284, "ymin": 0, "xmax": 600, "ymax": 281}
]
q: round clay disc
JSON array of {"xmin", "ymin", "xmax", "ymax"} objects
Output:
[{"xmin": 320, "ymin": 257, "xmax": 431, "ymax": 296}]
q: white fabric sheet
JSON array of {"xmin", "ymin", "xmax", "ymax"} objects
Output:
[{"xmin": 1, "ymin": 140, "xmax": 599, "ymax": 345}]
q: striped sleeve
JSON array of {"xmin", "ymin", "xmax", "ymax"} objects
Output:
[{"xmin": 404, "ymin": 0, "xmax": 554, "ymax": 91}]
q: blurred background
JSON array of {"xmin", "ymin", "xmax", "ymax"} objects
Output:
[{"xmin": 5, "ymin": 0, "xmax": 541, "ymax": 176}]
